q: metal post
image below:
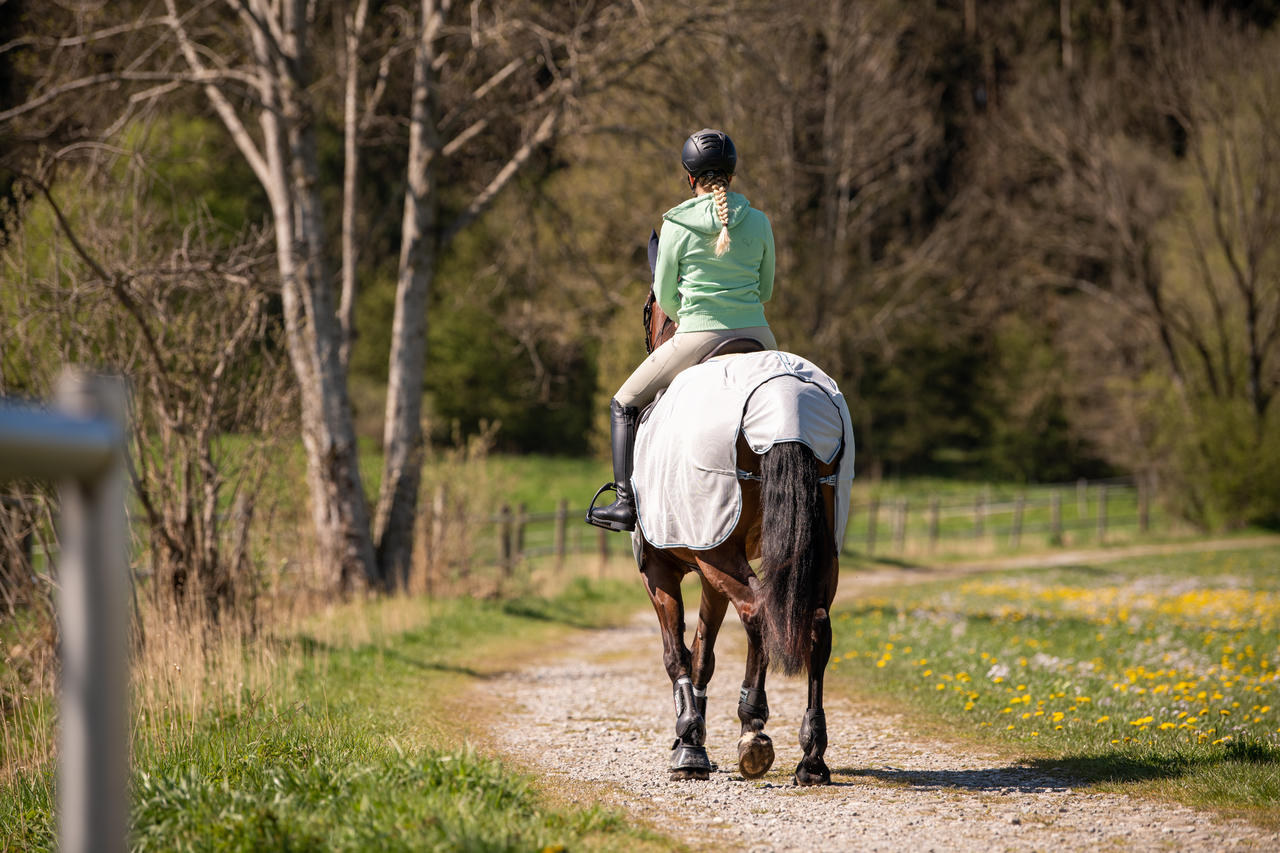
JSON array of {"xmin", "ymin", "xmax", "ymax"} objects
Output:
[
  {"xmin": 55, "ymin": 372, "xmax": 129, "ymax": 853},
  {"xmin": 928, "ymin": 497, "xmax": 940, "ymax": 553},
  {"xmin": 1050, "ymin": 490, "xmax": 1063, "ymax": 545},
  {"xmin": 973, "ymin": 495, "xmax": 985, "ymax": 539}
]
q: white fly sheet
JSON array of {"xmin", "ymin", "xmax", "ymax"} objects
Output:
[{"xmin": 631, "ymin": 350, "xmax": 855, "ymax": 550}]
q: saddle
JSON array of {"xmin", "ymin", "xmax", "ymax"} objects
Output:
[{"xmin": 699, "ymin": 336, "xmax": 766, "ymax": 362}]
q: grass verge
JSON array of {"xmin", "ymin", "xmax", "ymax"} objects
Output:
[
  {"xmin": 1, "ymin": 577, "xmax": 668, "ymax": 851},
  {"xmin": 827, "ymin": 545, "xmax": 1280, "ymax": 824}
]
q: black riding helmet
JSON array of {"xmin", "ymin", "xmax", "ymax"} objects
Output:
[{"xmin": 681, "ymin": 128, "xmax": 736, "ymax": 178}]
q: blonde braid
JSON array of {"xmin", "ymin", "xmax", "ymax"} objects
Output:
[{"xmin": 709, "ymin": 174, "xmax": 732, "ymax": 256}]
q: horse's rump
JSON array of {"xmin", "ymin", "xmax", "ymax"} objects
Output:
[{"xmin": 631, "ymin": 350, "xmax": 855, "ymax": 551}]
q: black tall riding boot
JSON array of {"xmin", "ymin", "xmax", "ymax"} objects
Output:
[{"xmin": 586, "ymin": 398, "xmax": 640, "ymax": 532}]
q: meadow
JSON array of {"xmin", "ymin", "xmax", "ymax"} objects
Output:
[
  {"xmin": 1, "ymin": 576, "xmax": 665, "ymax": 852},
  {"xmin": 827, "ymin": 545, "xmax": 1280, "ymax": 822},
  {"xmin": 6, "ymin": 446, "xmax": 1278, "ymax": 848}
]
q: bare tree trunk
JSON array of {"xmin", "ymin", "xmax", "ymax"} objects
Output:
[
  {"xmin": 1060, "ymin": 0, "xmax": 1074, "ymax": 71},
  {"xmin": 244, "ymin": 0, "xmax": 379, "ymax": 590},
  {"xmin": 339, "ymin": 0, "xmax": 371, "ymax": 371},
  {"xmin": 375, "ymin": 0, "xmax": 442, "ymax": 589}
]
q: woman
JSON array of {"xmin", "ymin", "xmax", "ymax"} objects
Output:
[{"xmin": 587, "ymin": 128, "xmax": 777, "ymax": 532}]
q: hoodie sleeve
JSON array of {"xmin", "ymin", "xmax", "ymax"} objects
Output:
[
  {"xmin": 654, "ymin": 220, "xmax": 683, "ymax": 321},
  {"xmin": 758, "ymin": 214, "xmax": 775, "ymax": 304}
]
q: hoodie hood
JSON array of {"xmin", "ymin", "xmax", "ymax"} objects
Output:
[{"xmin": 663, "ymin": 191, "xmax": 752, "ymax": 235}]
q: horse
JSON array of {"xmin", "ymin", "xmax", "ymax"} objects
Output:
[{"xmin": 628, "ymin": 288, "xmax": 846, "ymax": 786}]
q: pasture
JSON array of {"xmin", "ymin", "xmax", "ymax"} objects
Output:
[
  {"xmin": 828, "ymin": 545, "xmax": 1280, "ymax": 823},
  {"xmin": 4, "ymin": 447, "xmax": 1279, "ymax": 848}
]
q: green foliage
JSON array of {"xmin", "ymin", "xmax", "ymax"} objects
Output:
[
  {"xmin": 118, "ymin": 114, "xmax": 268, "ymax": 235},
  {"xmin": 1149, "ymin": 390, "xmax": 1280, "ymax": 529},
  {"xmin": 424, "ymin": 205, "xmax": 599, "ymax": 454}
]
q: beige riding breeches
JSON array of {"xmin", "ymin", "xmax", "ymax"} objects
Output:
[{"xmin": 614, "ymin": 325, "xmax": 777, "ymax": 409}]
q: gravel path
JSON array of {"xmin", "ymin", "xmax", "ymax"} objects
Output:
[{"xmin": 483, "ymin": 560, "xmax": 1280, "ymax": 851}]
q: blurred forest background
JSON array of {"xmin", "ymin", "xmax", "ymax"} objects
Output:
[{"xmin": 2, "ymin": 0, "xmax": 1278, "ymax": 598}]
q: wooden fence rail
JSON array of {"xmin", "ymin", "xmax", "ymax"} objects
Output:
[
  {"xmin": 6, "ymin": 476, "xmax": 1159, "ymax": 593},
  {"xmin": 413, "ymin": 477, "xmax": 1157, "ymax": 577}
]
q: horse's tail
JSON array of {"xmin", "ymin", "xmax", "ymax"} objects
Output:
[{"xmin": 757, "ymin": 441, "xmax": 831, "ymax": 676}]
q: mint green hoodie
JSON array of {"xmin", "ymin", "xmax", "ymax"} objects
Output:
[{"xmin": 653, "ymin": 191, "xmax": 775, "ymax": 333}]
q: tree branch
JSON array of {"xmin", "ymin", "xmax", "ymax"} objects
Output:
[
  {"xmin": 164, "ymin": 0, "xmax": 274, "ymax": 193},
  {"xmin": 441, "ymin": 102, "xmax": 562, "ymax": 245}
]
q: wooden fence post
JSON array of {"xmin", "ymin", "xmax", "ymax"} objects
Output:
[
  {"xmin": 1010, "ymin": 495, "xmax": 1025, "ymax": 549},
  {"xmin": 1050, "ymin": 490, "xmax": 1063, "ymax": 545},
  {"xmin": 1138, "ymin": 477, "xmax": 1150, "ymax": 533},
  {"xmin": 1096, "ymin": 485, "xmax": 1108, "ymax": 543},
  {"xmin": 893, "ymin": 499, "xmax": 908, "ymax": 554},
  {"xmin": 429, "ymin": 484, "xmax": 447, "ymax": 595},
  {"xmin": 457, "ymin": 501, "xmax": 471, "ymax": 586},
  {"xmin": 499, "ymin": 503, "xmax": 514, "ymax": 579},
  {"xmin": 973, "ymin": 495, "xmax": 985, "ymax": 539},
  {"xmin": 597, "ymin": 526, "xmax": 609, "ymax": 576},
  {"xmin": 866, "ymin": 498, "xmax": 879, "ymax": 556},
  {"xmin": 515, "ymin": 502, "xmax": 527, "ymax": 567},
  {"xmin": 928, "ymin": 498, "xmax": 940, "ymax": 553},
  {"xmin": 554, "ymin": 499, "xmax": 568, "ymax": 571},
  {"xmin": 1077, "ymin": 477, "xmax": 1088, "ymax": 519}
]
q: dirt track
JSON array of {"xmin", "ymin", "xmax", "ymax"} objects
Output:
[{"xmin": 484, "ymin": 540, "xmax": 1280, "ymax": 852}]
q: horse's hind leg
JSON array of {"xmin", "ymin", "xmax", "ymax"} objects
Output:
[
  {"xmin": 795, "ymin": 606, "xmax": 833, "ymax": 786},
  {"xmin": 690, "ymin": 552, "xmax": 775, "ymax": 779},
  {"xmin": 735, "ymin": 591, "xmax": 775, "ymax": 779},
  {"xmin": 640, "ymin": 548, "xmax": 711, "ymax": 781}
]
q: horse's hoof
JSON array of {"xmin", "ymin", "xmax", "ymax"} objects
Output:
[
  {"xmin": 737, "ymin": 731, "xmax": 774, "ymax": 779},
  {"xmin": 669, "ymin": 767, "xmax": 710, "ymax": 781},
  {"xmin": 794, "ymin": 758, "xmax": 831, "ymax": 786}
]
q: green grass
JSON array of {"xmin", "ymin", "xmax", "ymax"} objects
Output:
[
  {"xmin": 828, "ymin": 545, "xmax": 1280, "ymax": 821},
  {"xmin": 1, "ymin": 578, "xmax": 664, "ymax": 852},
  {"xmin": 484, "ymin": 455, "xmax": 611, "ymax": 513}
]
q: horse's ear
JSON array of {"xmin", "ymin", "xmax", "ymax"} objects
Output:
[{"xmin": 647, "ymin": 228, "xmax": 659, "ymax": 282}]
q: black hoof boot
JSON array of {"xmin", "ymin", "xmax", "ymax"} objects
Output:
[
  {"xmin": 670, "ymin": 739, "xmax": 712, "ymax": 780},
  {"xmin": 795, "ymin": 708, "xmax": 830, "ymax": 785},
  {"xmin": 669, "ymin": 677, "xmax": 710, "ymax": 780}
]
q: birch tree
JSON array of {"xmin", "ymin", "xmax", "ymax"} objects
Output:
[
  {"xmin": 3, "ymin": 0, "xmax": 688, "ymax": 589},
  {"xmin": 370, "ymin": 0, "xmax": 694, "ymax": 585}
]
